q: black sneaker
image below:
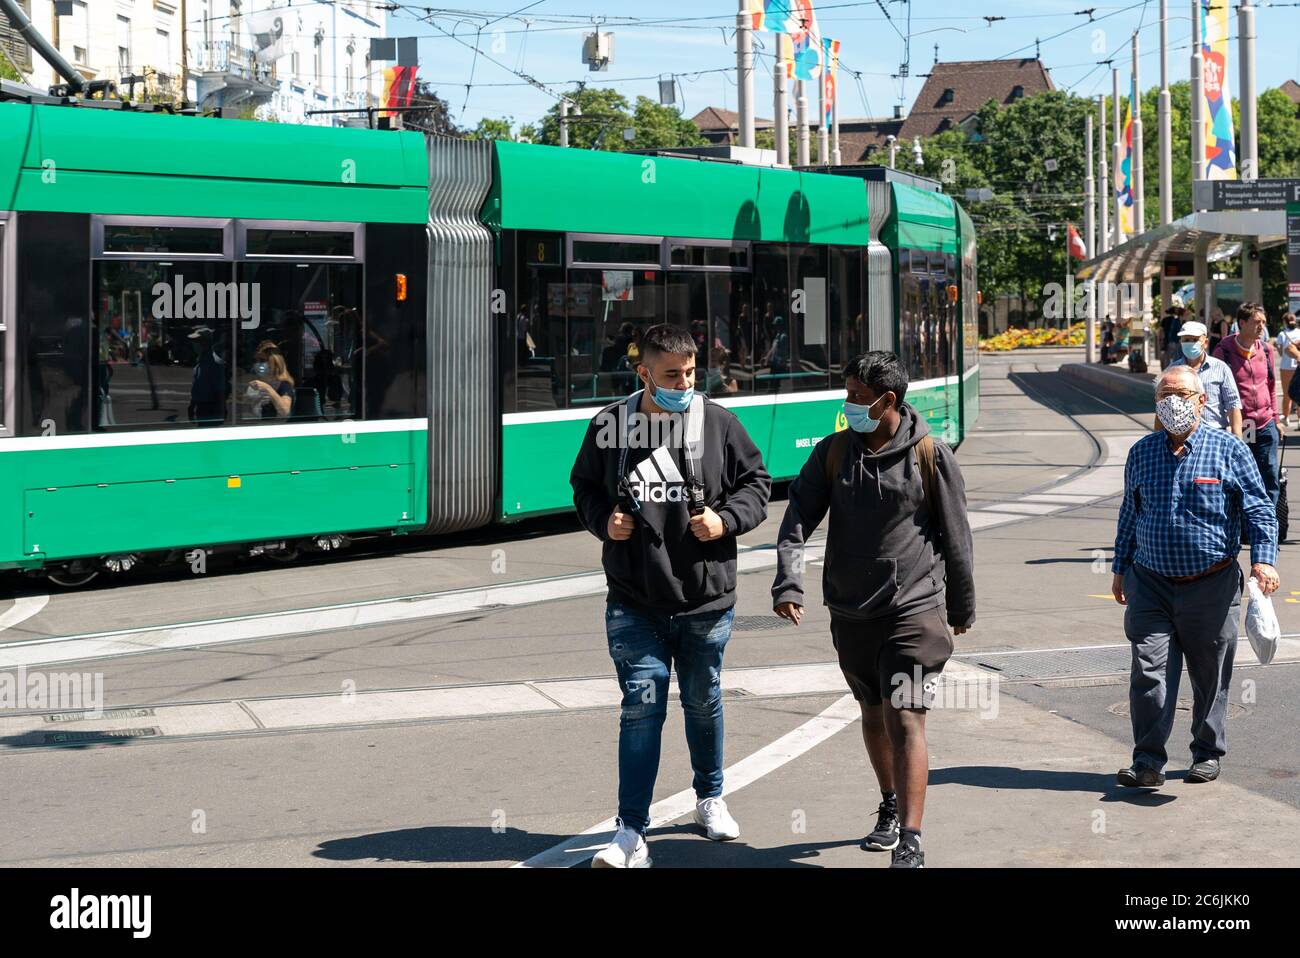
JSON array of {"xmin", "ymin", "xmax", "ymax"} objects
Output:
[
  {"xmin": 1116, "ymin": 764, "xmax": 1165, "ymax": 788},
  {"xmin": 861, "ymin": 800, "xmax": 900, "ymax": 851},
  {"xmin": 890, "ymin": 834, "xmax": 925, "ymax": 868}
]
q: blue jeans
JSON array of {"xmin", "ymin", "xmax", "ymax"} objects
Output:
[
  {"xmin": 1248, "ymin": 419, "xmax": 1281, "ymax": 507},
  {"xmin": 605, "ymin": 601, "xmax": 734, "ymax": 835}
]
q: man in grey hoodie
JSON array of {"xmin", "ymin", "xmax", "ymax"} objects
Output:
[{"xmin": 771, "ymin": 350, "xmax": 975, "ymax": 868}]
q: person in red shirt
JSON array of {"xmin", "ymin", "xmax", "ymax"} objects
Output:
[{"xmin": 1212, "ymin": 302, "xmax": 1284, "ymax": 507}]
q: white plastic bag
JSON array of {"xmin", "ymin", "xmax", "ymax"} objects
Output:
[{"xmin": 1244, "ymin": 577, "xmax": 1280, "ymax": 665}]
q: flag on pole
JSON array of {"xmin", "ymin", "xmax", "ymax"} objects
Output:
[
  {"xmin": 781, "ymin": 3, "xmax": 822, "ymax": 81},
  {"xmin": 1116, "ymin": 81, "xmax": 1135, "ymax": 236},
  {"xmin": 1067, "ymin": 223, "xmax": 1087, "ymax": 260},
  {"xmin": 822, "ymin": 37, "xmax": 840, "ymax": 129},
  {"xmin": 1199, "ymin": 0, "xmax": 1237, "ymax": 179},
  {"xmin": 381, "ymin": 65, "xmax": 419, "ymax": 119}
]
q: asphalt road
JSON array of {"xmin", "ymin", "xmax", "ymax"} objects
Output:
[{"xmin": 1, "ymin": 346, "xmax": 1297, "ymax": 867}]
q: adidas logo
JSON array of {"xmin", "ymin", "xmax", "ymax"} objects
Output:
[{"xmin": 627, "ymin": 446, "xmax": 689, "ymax": 503}]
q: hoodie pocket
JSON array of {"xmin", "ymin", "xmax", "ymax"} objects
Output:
[{"xmin": 824, "ymin": 555, "xmax": 898, "ymax": 610}]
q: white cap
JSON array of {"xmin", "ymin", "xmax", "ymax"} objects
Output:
[{"xmin": 1178, "ymin": 321, "xmax": 1208, "ymax": 339}]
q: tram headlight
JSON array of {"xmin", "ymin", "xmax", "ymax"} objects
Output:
[{"xmin": 395, "ymin": 273, "xmax": 408, "ymax": 302}]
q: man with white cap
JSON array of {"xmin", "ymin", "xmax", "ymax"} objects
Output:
[{"xmin": 1160, "ymin": 319, "xmax": 1242, "ymax": 436}]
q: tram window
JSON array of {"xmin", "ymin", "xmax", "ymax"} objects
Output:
[
  {"xmin": 102, "ymin": 224, "xmax": 224, "ymax": 256},
  {"xmin": 364, "ymin": 222, "xmax": 426, "ymax": 420},
  {"xmin": 785, "ymin": 245, "xmax": 830, "ymax": 393},
  {"xmin": 92, "ymin": 261, "xmax": 235, "ymax": 430},
  {"xmin": 19, "ymin": 213, "xmax": 92, "ymax": 437},
  {"xmin": 514, "ymin": 231, "xmax": 567, "ymax": 412},
  {"xmin": 752, "ymin": 244, "xmax": 790, "ymax": 394},
  {"xmin": 665, "ymin": 270, "xmax": 751, "ymax": 396},
  {"xmin": 566, "ymin": 268, "xmax": 663, "ymax": 408},
  {"xmin": 669, "ymin": 243, "xmax": 748, "ymax": 270},
  {"xmin": 244, "ymin": 228, "xmax": 355, "ymax": 258},
  {"xmin": 570, "ymin": 237, "xmax": 661, "ymax": 267},
  {"xmin": 234, "ymin": 262, "xmax": 362, "ymax": 422},
  {"xmin": 828, "ymin": 246, "xmax": 864, "ymax": 383},
  {"xmin": 898, "ymin": 252, "xmax": 923, "ymax": 381}
]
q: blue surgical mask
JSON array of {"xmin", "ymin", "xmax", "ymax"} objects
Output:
[
  {"xmin": 647, "ymin": 372, "xmax": 694, "ymax": 413},
  {"xmin": 1180, "ymin": 342, "xmax": 1203, "ymax": 360},
  {"xmin": 843, "ymin": 396, "xmax": 885, "ymax": 433}
]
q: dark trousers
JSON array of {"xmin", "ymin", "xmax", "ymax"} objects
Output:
[
  {"xmin": 1247, "ymin": 419, "xmax": 1281, "ymax": 507},
  {"xmin": 1123, "ymin": 562, "xmax": 1241, "ymax": 771}
]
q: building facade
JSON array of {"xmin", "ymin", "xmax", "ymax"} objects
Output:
[
  {"xmin": 2, "ymin": 1, "xmax": 387, "ymax": 126},
  {"xmin": 190, "ymin": 1, "xmax": 387, "ymax": 124}
]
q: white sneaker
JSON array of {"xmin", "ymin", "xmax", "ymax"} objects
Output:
[
  {"xmin": 694, "ymin": 796, "xmax": 741, "ymax": 841},
  {"xmin": 591, "ymin": 821, "xmax": 651, "ymax": 868}
]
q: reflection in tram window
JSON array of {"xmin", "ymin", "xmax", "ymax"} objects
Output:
[
  {"xmin": 567, "ymin": 268, "xmax": 663, "ymax": 408},
  {"xmin": 512, "ymin": 231, "xmax": 566, "ymax": 413},
  {"xmin": 236, "ymin": 262, "xmax": 362, "ymax": 423},
  {"xmin": 92, "ymin": 261, "xmax": 234, "ymax": 430},
  {"xmin": 20, "ymin": 213, "xmax": 92, "ymax": 436},
  {"xmin": 665, "ymin": 270, "xmax": 751, "ymax": 397}
]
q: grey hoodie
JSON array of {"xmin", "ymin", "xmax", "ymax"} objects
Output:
[{"xmin": 771, "ymin": 403, "xmax": 976, "ymax": 627}]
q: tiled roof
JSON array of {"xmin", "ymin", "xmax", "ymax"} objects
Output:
[{"xmin": 898, "ymin": 58, "xmax": 1054, "ymax": 140}]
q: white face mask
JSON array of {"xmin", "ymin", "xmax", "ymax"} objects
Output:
[{"xmin": 1155, "ymin": 394, "xmax": 1200, "ymax": 435}]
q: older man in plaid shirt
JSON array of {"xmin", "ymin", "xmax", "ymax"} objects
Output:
[{"xmin": 1111, "ymin": 364, "xmax": 1279, "ymax": 788}]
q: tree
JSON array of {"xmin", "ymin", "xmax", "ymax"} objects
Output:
[
  {"xmin": 467, "ymin": 117, "xmax": 516, "ymax": 141},
  {"xmin": 535, "ymin": 87, "xmax": 631, "ymax": 150},
  {"xmin": 0, "ymin": 49, "xmax": 21, "ymax": 83},
  {"xmin": 403, "ymin": 81, "xmax": 460, "ymax": 136},
  {"xmin": 916, "ymin": 91, "xmax": 1096, "ymax": 313},
  {"xmin": 626, "ymin": 96, "xmax": 707, "ymax": 151}
]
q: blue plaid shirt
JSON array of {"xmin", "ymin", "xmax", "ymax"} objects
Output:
[{"xmin": 1112, "ymin": 424, "xmax": 1277, "ymax": 576}]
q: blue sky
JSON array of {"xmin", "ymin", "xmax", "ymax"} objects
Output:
[{"xmin": 384, "ymin": 1, "xmax": 1300, "ymax": 130}]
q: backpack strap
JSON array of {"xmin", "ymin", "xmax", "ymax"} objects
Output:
[
  {"xmin": 824, "ymin": 430, "xmax": 849, "ymax": 492},
  {"xmin": 916, "ymin": 433, "xmax": 939, "ymax": 525}
]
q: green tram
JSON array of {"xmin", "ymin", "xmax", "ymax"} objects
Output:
[{"xmin": 0, "ymin": 100, "xmax": 978, "ymax": 585}]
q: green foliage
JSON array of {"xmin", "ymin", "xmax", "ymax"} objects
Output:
[
  {"xmin": 0, "ymin": 49, "xmax": 21, "ymax": 83},
  {"xmin": 626, "ymin": 96, "xmax": 708, "ymax": 151},
  {"xmin": 534, "ymin": 88, "xmax": 705, "ymax": 152},
  {"xmin": 468, "ymin": 117, "xmax": 516, "ymax": 141}
]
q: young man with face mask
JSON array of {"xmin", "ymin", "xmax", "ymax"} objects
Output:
[
  {"xmin": 1161, "ymin": 320, "xmax": 1242, "ymax": 436},
  {"xmin": 570, "ymin": 324, "xmax": 771, "ymax": 868},
  {"xmin": 1112, "ymin": 365, "xmax": 1279, "ymax": 788},
  {"xmin": 770, "ymin": 351, "xmax": 975, "ymax": 868},
  {"xmin": 1213, "ymin": 303, "xmax": 1284, "ymax": 507}
]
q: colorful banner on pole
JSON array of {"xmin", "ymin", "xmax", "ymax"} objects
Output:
[
  {"xmin": 1116, "ymin": 80, "xmax": 1135, "ymax": 236},
  {"xmin": 749, "ymin": 1, "xmax": 824, "ymax": 80},
  {"xmin": 1199, "ymin": 0, "xmax": 1237, "ymax": 180},
  {"xmin": 822, "ymin": 37, "xmax": 840, "ymax": 129},
  {"xmin": 381, "ymin": 65, "xmax": 419, "ymax": 119},
  {"xmin": 787, "ymin": 12, "xmax": 823, "ymax": 81}
]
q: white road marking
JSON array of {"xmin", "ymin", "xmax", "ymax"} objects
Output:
[
  {"xmin": 0, "ymin": 596, "xmax": 50, "ymax": 633},
  {"xmin": 512, "ymin": 693, "xmax": 861, "ymax": 868}
]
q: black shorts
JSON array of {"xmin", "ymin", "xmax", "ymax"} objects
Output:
[{"xmin": 830, "ymin": 607, "xmax": 954, "ymax": 710}]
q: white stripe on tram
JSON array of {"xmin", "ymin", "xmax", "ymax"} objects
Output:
[
  {"xmin": 501, "ymin": 378, "xmax": 964, "ymax": 428},
  {"xmin": 0, "ymin": 418, "xmax": 430, "ymax": 453}
]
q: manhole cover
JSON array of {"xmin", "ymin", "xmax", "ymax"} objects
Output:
[
  {"xmin": 41, "ymin": 727, "xmax": 161, "ymax": 745},
  {"xmin": 732, "ymin": 615, "xmax": 795, "ymax": 632},
  {"xmin": 1106, "ymin": 700, "xmax": 1248, "ymax": 719},
  {"xmin": 958, "ymin": 646, "xmax": 1131, "ymax": 680}
]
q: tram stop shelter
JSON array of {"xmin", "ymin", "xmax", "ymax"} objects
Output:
[{"xmin": 1075, "ymin": 179, "xmax": 1300, "ymax": 361}]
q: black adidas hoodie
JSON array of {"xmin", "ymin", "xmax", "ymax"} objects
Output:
[
  {"xmin": 571, "ymin": 393, "xmax": 772, "ymax": 615},
  {"xmin": 771, "ymin": 403, "xmax": 976, "ymax": 628}
]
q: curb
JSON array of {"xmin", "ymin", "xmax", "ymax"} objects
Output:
[{"xmin": 1059, "ymin": 362, "xmax": 1154, "ymax": 410}]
